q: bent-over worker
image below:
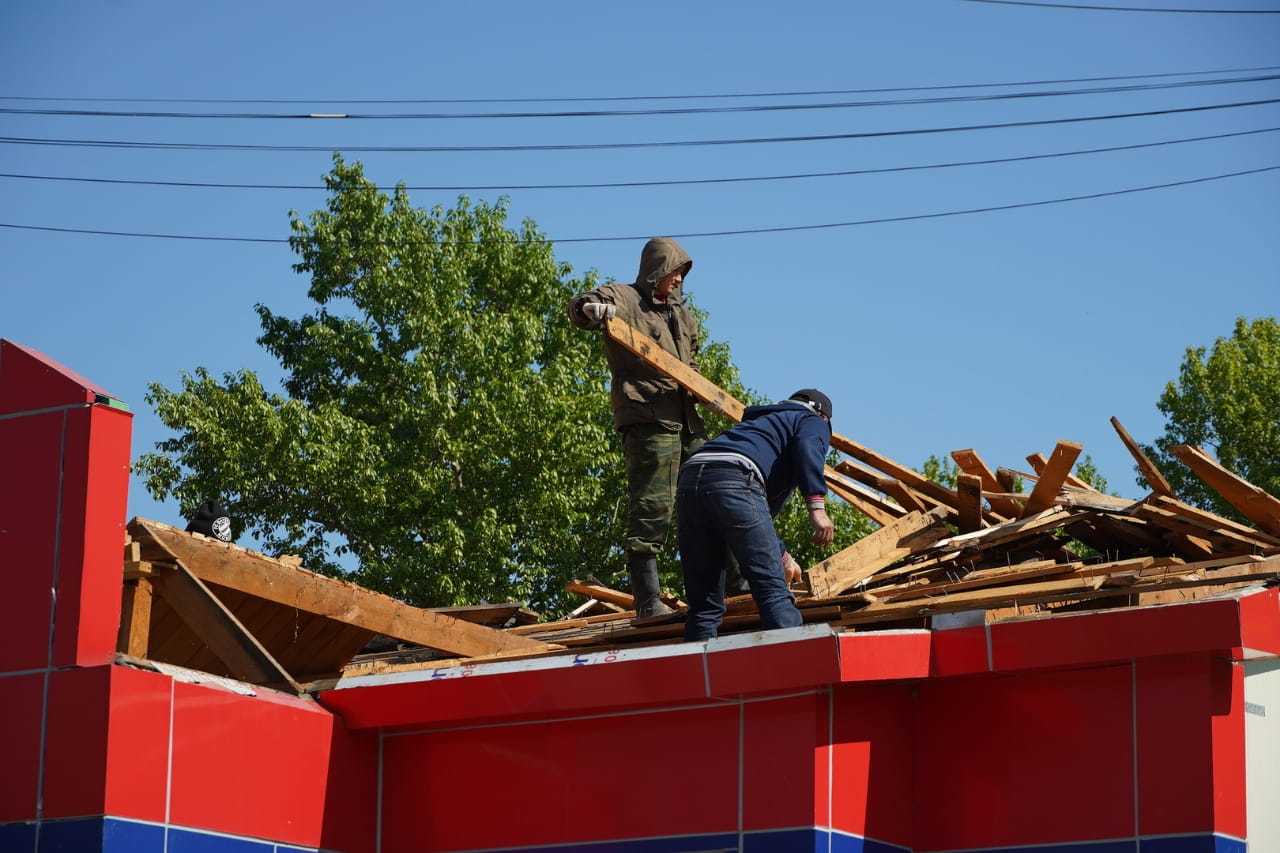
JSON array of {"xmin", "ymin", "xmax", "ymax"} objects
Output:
[
  {"xmin": 567, "ymin": 237, "xmax": 705, "ymax": 618},
  {"xmin": 677, "ymin": 390, "xmax": 835, "ymax": 641}
]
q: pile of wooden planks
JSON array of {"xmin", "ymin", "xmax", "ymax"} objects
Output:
[
  {"xmin": 338, "ymin": 319, "xmax": 1280, "ymax": 677},
  {"xmin": 453, "ymin": 318, "xmax": 1280, "ymax": 658}
]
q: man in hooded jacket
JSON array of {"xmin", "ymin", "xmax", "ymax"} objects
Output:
[{"xmin": 568, "ymin": 237, "xmax": 705, "ymax": 618}]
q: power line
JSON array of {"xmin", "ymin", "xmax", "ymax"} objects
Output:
[
  {"xmin": 3, "ymin": 97, "xmax": 1277, "ymax": 154},
  {"xmin": 1, "ymin": 165, "xmax": 1274, "ymax": 244},
  {"xmin": 2, "ymin": 127, "xmax": 1275, "ymax": 192},
  {"xmin": 958, "ymin": 0, "xmax": 1280, "ymax": 11},
  {"xmin": 2, "ymin": 73, "xmax": 1277, "ymax": 120},
  {"xmin": 3, "ymin": 64, "xmax": 1277, "ymax": 105}
]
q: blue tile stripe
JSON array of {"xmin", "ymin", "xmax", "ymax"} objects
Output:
[{"xmin": 0, "ymin": 818, "xmax": 1245, "ymax": 853}]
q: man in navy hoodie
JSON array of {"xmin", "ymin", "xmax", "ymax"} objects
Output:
[{"xmin": 676, "ymin": 389, "xmax": 835, "ymax": 641}]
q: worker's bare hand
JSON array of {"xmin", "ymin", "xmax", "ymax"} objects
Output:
[
  {"xmin": 809, "ymin": 507, "xmax": 834, "ymax": 546},
  {"xmin": 781, "ymin": 551, "xmax": 802, "ymax": 586}
]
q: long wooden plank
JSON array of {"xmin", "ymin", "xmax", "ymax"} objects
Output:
[
  {"xmin": 834, "ymin": 461, "xmax": 932, "ymax": 513},
  {"xmin": 1109, "ymin": 416, "xmax": 1174, "ymax": 497},
  {"xmin": 1027, "ymin": 451, "xmax": 1096, "ymax": 492},
  {"xmin": 151, "ymin": 563, "xmax": 300, "ymax": 691},
  {"xmin": 1147, "ymin": 495, "xmax": 1280, "ymax": 548},
  {"xmin": 952, "ymin": 449, "xmax": 1024, "ymax": 517},
  {"xmin": 823, "ymin": 474, "xmax": 903, "ymax": 527},
  {"xmin": 830, "ymin": 433, "xmax": 962, "ymax": 511},
  {"xmin": 1021, "ymin": 441, "xmax": 1084, "ymax": 517},
  {"xmin": 804, "ymin": 507, "xmax": 950, "ymax": 599},
  {"xmin": 131, "ymin": 518, "xmax": 557, "ymax": 658},
  {"xmin": 604, "ymin": 316, "xmax": 745, "ymax": 421},
  {"xmin": 1170, "ymin": 445, "xmax": 1280, "ymax": 537}
]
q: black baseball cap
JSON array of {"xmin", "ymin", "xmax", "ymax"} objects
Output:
[{"xmin": 789, "ymin": 388, "xmax": 833, "ymax": 420}]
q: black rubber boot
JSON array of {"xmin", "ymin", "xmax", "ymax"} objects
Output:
[{"xmin": 627, "ymin": 552, "xmax": 674, "ymax": 619}]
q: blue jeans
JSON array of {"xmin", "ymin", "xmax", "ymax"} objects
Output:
[{"xmin": 677, "ymin": 462, "xmax": 803, "ymax": 641}]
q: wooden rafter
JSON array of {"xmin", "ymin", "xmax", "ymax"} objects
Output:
[
  {"xmin": 1109, "ymin": 416, "xmax": 1173, "ymax": 497},
  {"xmin": 148, "ymin": 561, "xmax": 300, "ymax": 691},
  {"xmin": 1169, "ymin": 445, "xmax": 1280, "ymax": 537},
  {"xmin": 130, "ymin": 518, "xmax": 558, "ymax": 659}
]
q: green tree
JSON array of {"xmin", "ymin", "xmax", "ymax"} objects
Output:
[
  {"xmin": 1143, "ymin": 316, "xmax": 1280, "ymax": 515},
  {"xmin": 136, "ymin": 157, "xmax": 869, "ymax": 615},
  {"xmin": 921, "ymin": 454, "xmax": 959, "ymax": 489}
]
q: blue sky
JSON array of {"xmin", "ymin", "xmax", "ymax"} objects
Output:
[{"xmin": 2, "ymin": 1, "xmax": 1278, "ymax": 530}]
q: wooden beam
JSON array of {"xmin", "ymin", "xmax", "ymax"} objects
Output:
[
  {"xmin": 1147, "ymin": 494, "xmax": 1280, "ymax": 548},
  {"xmin": 117, "ymin": 575, "xmax": 154, "ymax": 658},
  {"xmin": 604, "ymin": 316, "xmax": 745, "ymax": 421},
  {"xmin": 956, "ymin": 474, "xmax": 984, "ymax": 533},
  {"xmin": 822, "ymin": 473, "xmax": 903, "ymax": 526},
  {"xmin": 566, "ymin": 580, "xmax": 635, "ymax": 610},
  {"xmin": 952, "ymin": 449, "xmax": 1023, "ymax": 517},
  {"xmin": 830, "ymin": 433, "xmax": 962, "ymax": 512},
  {"xmin": 996, "ymin": 467, "xmax": 1021, "ymax": 495},
  {"xmin": 1169, "ymin": 445, "xmax": 1280, "ymax": 537},
  {"xmin": 1109, "ymin": 416, "xmax": 1173, "ymax": 497},
  {"xmin": 1021, "ymin": 441, "xmax": 1084, "ymax": 517},
  {"xmin": 833, "ymin": 461, "xmax": 935, "ymax": 516},
  {"xmin": 1027, "ymin": 451, "xmax": 1095, "ymax": 492},
  {"xmin": 804, "ymin": 507, "xmax": 950, "ymax": 599},
  {"xmin": 130, "ymin": 518, "xmax": 557, "ymax": 659},
  {"xmin": 150, "ymin": 563, "xmax": 300, "ymax": 691}
]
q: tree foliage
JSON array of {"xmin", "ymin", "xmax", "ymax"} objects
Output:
[
  {"xmin": 1143, "ymin": 316, "xmax": 1280, "ymax": 515},
  {"xmin": 136, "ymin": 157, "xmax": 870, "ymax": 615}
]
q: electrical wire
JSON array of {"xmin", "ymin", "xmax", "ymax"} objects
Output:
[
  {"xmin": 2, "ymin": 73, "xmax": 1277, "ymax": 120},
  {"xmin": 3, "ymin": 64, "xmax": 1277, "ymax": 105},
  {"xmin": 1, "ymin": 126, "xmax": 1275, "ymax": 191},
  {"xmin": 1, "ymin": 165, "xmax": 1274, "ymax": 244},
  {"xmin": 957, "ymin": 0, "xmax": 1280, "ymax": 11},
  {"xmin": 2, "ymin": 98, "xmax": 1277, "ymax": 154}
]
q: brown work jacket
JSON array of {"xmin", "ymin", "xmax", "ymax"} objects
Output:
[{"xmin": 568, "ymin": 237, "xmax": 705, "ymax": 434}]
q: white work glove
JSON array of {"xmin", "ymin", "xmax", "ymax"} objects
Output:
[{"xmin": 582, "ymin": 302, "xmax": 617, "ymax": 323}]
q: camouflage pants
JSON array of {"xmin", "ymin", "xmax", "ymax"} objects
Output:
[{"xmin": 622, "ymin": 424, "xmax": 705, "ymax": 556}]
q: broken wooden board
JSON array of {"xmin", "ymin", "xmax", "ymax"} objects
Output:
[
  {"xmin": 130, "ymin": 518, "xmax": 558, "ymax": 660},
  {"xmin": 804, "ymin": 506, "xmax": 951, "ymax": 599}
]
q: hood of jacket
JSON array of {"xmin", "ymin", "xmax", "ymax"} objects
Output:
[{"xmin": 635, "ymin": 237, "xmax": 692, "ymax": 305}]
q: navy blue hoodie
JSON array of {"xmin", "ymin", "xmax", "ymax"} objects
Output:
[{"xmin": 695, "ymin": 401, "xmax": 831, "ymax": 516}]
